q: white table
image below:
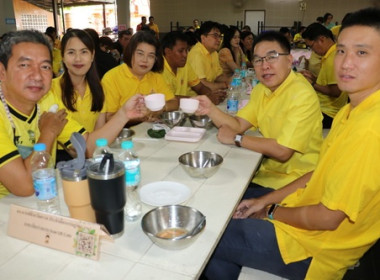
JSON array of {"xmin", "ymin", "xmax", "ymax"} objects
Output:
[{"xmin": 0, "ymin": 121, "xmax": 262, "ymax": 280}]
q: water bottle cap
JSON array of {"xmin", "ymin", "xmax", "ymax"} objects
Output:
[
  {"xmin": 95, "ymin": 138, "xmax": 108, "ymax": 147},
  {"xmin": 34, "ymin": 143, "xmax": 46, "ymax": 152},
  {"xmin": 121, "ymin": 140, "xmax": 133, "ymax": 149}
]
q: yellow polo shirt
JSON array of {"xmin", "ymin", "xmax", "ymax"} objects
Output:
[
  {"xmin": 162, "ymin": 58, "xmax": 200, "ymax": 97},
  {"xmin": 51, "ymin": 76, "xmax": 106, "ymax": 132},
  {"xmin": 102, "ymin": 64, "xmax": 175, "ymax": 113},
  {"xmin": 187, "ymin": 42, "xmax": 223, "ymax": 82},
  {"xmin": 0, "ymin": 90, "xmax": 86, "ymax": 198},
  {"xmin": 316, "ymin": 44, "xmax": 347, "ymax": 118},
  {"xmin": 237, "ymin": 71, "xmax": 322, "ymax": 189},
  {"xmin": 272, "ymin": 89, "xmax": 380, "ymax": 279}
]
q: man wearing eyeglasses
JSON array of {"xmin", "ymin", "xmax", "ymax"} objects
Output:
[
  {"xmin": 301, "ymin": 23, "xmax": 347, "ymax": 128},
  {"xmin": 195, "ymin": 31, "xmax": 322, "ymax": 191},
  {"xmin": 187, "ymin": 21, "xmax": 230, "ymax": 104}
]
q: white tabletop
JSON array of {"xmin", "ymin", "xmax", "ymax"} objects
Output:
[{"xmin": 0, "ymin": 121, "xmax": 262, "ymax": 280}]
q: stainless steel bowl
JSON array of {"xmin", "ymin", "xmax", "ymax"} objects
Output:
[
  {"xmin": 110, "ymin": 128, "xmax": 135, "ymax": 149},
  {"xmin": 160, "ymin": 111, "xmax": 186, "ymax": 128},
  {"xmin": 188, "ymin": 115, "xmax": 213, "ymax": 129},
  {"xmin": 141, "ymin": 205, "xmax": 206, "ymax": 250},
  {"xmin": 178, "ymin": 151, "xmax": 223, "ymax": 178}
]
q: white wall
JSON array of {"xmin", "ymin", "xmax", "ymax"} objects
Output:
[{"xmin": 151, "ymin": 0, "xmax": 373, "ymax": 32}]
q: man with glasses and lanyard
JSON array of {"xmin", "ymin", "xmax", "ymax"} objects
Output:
[
  {"xmin": 187, "ymin": 21, "xmax": 230, "ymax": 104},
  {"xmin": 195, "ymin": 31, "xmax": 322, "ymax": 193}
]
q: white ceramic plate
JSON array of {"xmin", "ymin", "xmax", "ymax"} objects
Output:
[{"xmin": 139, "ymin": 181, "xmax": 191, "ymax": 206}]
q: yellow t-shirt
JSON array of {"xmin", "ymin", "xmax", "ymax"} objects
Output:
[
  {"xmin": 316, "ymin": 44, "xmax": 348, "ymax": 118},
  {"xmin": 331, "ymin": 25, "xmax": 341, "ymax": 39},
  {"xmin": 293, "ymin": 33, "xmax": 306, "ymax": 49},
  {"xmin": 148, "ymin": 23, "xmax": 159, "ymax": 35},
  {"xmin": 0, "ymin": 90, "xmax": 86, "ymax": 198},
  {"xmin": 272, "ymin": 89, "xmax": 380, "ymax": 280},
  {"xmin": 187, "ymin": 42, "xmax": 223, "ymax": 82},
  {"xmin": 162, "ymin": 58, "xmax": 200, "ymax": 97},
  {"xmin": 51, "ymin": 76, "xmax": 106, "ymax": 132},
  {"xmin": 52, "ymin": 48, "xmax": 62, "ymax": 77},
  {"xmin": 237, "ymin": 71, "xmax": 323, "ymax": 189},
  {"xmin": 102, "ymin": 64, "xmax": 175, "ymax": 113}
]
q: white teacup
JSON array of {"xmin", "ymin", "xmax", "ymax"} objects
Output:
[
  {"xmin": 145, "ymin": 93, "xmax": 165, "ymax": 111},
  {"xmin": 180, "ymin": 98, "xmax": 199, "ymax": 114}
]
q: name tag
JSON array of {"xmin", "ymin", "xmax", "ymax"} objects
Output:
[{"xmin": 7, "ymin": 204, "xmax": 112, "ymax": 260}]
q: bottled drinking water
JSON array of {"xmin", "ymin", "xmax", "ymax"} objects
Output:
[
  {"xmin": 227, "ymin": 78, "xmax": 240, "ymax": 115},
  {"xmin": 92, "ymin": 138, "xmax": 111, "ymax": 162},
  {"xmin": 31, "ymin": 143, "xmax": 60, "ymax": 214},
  {"xmin": 118, "ymin": 140, "xmax": 142, "ymax": 222},
  {"xmin": 240, "ymin": 62, "xmax": 248, "ymax": 95}
]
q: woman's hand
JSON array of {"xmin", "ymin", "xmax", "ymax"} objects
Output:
[
  {"xmin": 194, "ymin": 95, "xmax": 215, "ymax": 115},
  {"xmin": 121, "ymin": 94, "xmax": 148, "ymax": 120}
]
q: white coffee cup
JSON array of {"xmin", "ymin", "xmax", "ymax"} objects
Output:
[
  {"xmin": 180, "ymin": 98, "xmax": 199, "ymax": 114},
  {"xmin": 145, "ymin": 93, "xmax": 165, "ymax": 111}
]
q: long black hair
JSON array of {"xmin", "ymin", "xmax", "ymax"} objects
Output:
[
  {"xmin": 221, "ymin": 26, "xmax": 241, "ymax": 64},
  {"xmin": 60, "ymin": 29, "xmax": 104, "ymax": 112}
]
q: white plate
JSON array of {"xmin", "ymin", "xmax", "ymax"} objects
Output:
[
  {"xmin": 139, "ymin": 181, "xmax": 191, "ymax": 206},
  {"xmin": 165, "ymin": 127, "xmax": 206, "ymax": 142}
]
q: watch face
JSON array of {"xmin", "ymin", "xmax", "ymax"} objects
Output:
[{"xmin": 234, "ymin": 134, "xmax": 242, "ymax": 147}]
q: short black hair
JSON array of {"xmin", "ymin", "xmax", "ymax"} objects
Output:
[
  {"xmin": 161, "ymin": 31, "xmax": 189, "ymax": 55},
  {"xmin": 253, "ymin": 31, "xmax": 291, "ymax": 54},
  {"xmin": 118, "ymin": 29, "xmax": 132, "ymax": 39},
  {"xmin": 302, "ymin": 22, "xmax": 334, "ymax": 41},
  {"xmin": 340, "ymin": 8, "xmax": 380, "ymax": 33},
  {"xmin": 199, "ymin": 21, "xmax": 221, "ymax": 36}
]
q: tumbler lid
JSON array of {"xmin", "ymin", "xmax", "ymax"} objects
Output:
[{"xmin": 87, "ymin": 153, "xmax": 125, "ymax": 179}]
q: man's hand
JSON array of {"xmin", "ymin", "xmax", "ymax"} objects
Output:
[
  {"xmin": 39, "ymin": 109, "xmax": 68, "ymax": 137},
  {"xmin": 233, "ymin": 198, "xmax": 268, "ymax": 219},
  {"xmin": 208, "ymin": 89, "xmax": 227, "ymax": 105},
  {"xmin": 194, "ymin": 95, "xmax": 215, "ymax": 116},
  {"xmin": 300, "ymin": 69, "xmax": 316, "ymax": 85}
]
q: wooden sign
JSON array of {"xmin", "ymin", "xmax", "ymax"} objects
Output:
[{"xmin": 7, "ymin": 204, "xmax": 113, "ymax": 260}]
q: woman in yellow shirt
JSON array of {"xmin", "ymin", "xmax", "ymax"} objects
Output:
[{"xmin": 51, "ymin": 29, "xmax": 107, "ymax": 161}]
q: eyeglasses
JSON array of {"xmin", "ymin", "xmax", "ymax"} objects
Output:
[
  {"xmin": 135, "ymin": 50, "xmax": 156, "ymax": 62},
  {"xmin": 206, "ymin": 33, "xmax": 224, "ymax": 40},
  {"xmin": 253, "ymin": 51, "xmax": 289, "ymax": 66},
  {"xmin": 307, "ymin": 40, "xmax": 316, "ymax": 49}
]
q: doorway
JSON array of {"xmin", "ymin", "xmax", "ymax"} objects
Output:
[{"xmin": 244, "ymin": 10, "xmax": 265, "ymax": 36}]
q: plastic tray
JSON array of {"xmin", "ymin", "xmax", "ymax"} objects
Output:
[{"xmin": 165, "ymin": 126, "xmax": 206, "ymax": 142}]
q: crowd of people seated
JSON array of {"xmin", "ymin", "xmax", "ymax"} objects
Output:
[{"xmin": 1, "ymin": 7, "xmax": 380, "ymax": 280}]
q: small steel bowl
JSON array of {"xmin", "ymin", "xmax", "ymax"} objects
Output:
[
  {"xmin": 178, "ymin": 151, "xmax": 223, "ymax": 178},
  {"xmin": 141, "ymin": 205, "xmax": 206, "ymax": 250},
  {"xmin": 160, "ymin": 111, "xmax": 186, "ymax": 128},
  {"xmin": 188, "ymin": 115, "xmax": 214, "ymax": 129},
  {"xmin": 110, "ymin": 128, "xmax": 135, "ymax": 149}
]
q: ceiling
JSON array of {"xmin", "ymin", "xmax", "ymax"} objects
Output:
[{"xmin": 23, "ymin": 0, "xmax": 115, "ymax": 11}]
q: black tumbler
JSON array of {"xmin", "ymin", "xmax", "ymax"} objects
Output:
[{"xmin": 87, "ymin": 153, "xmax": 126, "ymax": 237}]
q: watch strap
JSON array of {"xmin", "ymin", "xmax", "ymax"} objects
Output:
[
  {"xmin": 234, "ymin": 134, "xmax": 243, "ymax": 147},
  {"xmin": 267, "ymin": 204, "xmax": 279, "ymax": 220}
]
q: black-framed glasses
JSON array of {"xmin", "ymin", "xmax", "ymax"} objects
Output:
[
  {"xmin": 307, "ymin": 40, "xmax": 316, "ymax": 49},
  {"xmin": 253, "ymin": 51, "xmax": 289, "ymax": 66},
  {"xmin": 206, "ymin": 33, "xmax": 224, "ymax": 40}
]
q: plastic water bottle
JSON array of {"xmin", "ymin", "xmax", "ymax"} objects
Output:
[
  {"xmin": 226, "ymin": 78, "xmax": 240, "ymax": 115},
  {"xmin": 31, "ymin": 143, "xmax": 60, "ymax": 214},
  {"xmin": 119, "ymin": 141, "xmax": 142, "ymax": 222},
  {"xmin": 93, "ymin": 138, "xmax": 111, "ymax": 162},
  {"xmin": 241, "ymin": 61, "xmax": 247, "ymax": 79}
]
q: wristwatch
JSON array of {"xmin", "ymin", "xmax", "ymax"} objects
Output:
[
  {"xmin": 234, "ymin": 134, "xmax": 243, "ymax": 147},
  {"xmin": 267, "ymin": 204, "xmax": 280, "ymax": 220}
]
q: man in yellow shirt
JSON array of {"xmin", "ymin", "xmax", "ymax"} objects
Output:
[
  {"xmin": 187, "ymin": 21, "xmax": 230, "ymax": 104},
  {"xmin": 148, "ymin": 16, "xmax": 159, "ymax": 39},
  {"xmin": 203, "ymin": 8, "xmax": 380, "ymax": 280},
  {"xmin": 301, "ymin": 23, "xmax": 347, "ymax": 128},
  {"xmin": 161, "ymin": 31, "xmax": 212, "ymax": 100},
  {"xmin": 0, "ymin": 30, "xmax": 147, "ymax": 199},
  {"xmin": 196, "ymin": 31, "xmax": 322, "ymax": 190}
]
